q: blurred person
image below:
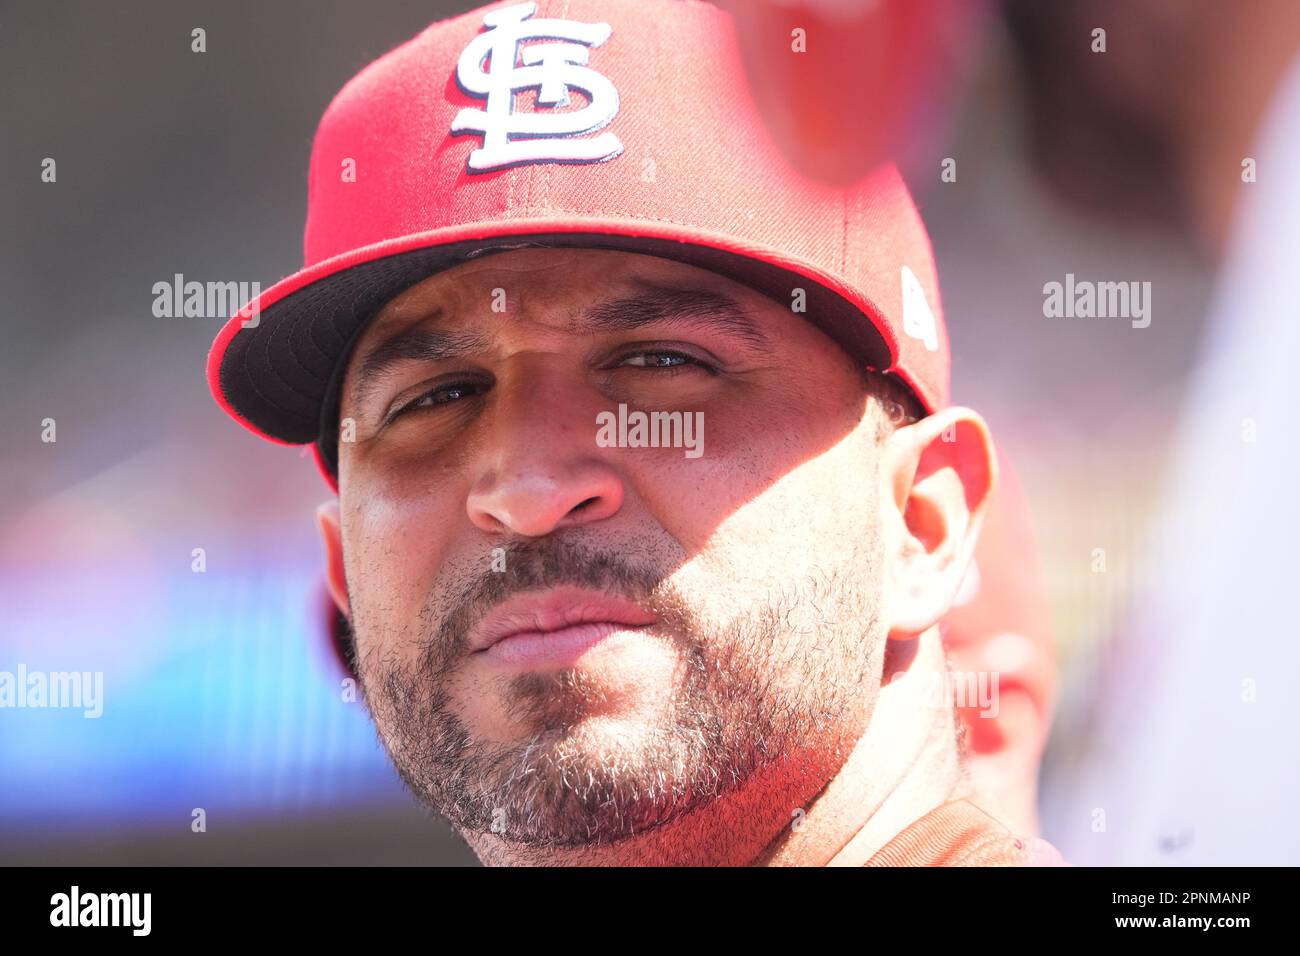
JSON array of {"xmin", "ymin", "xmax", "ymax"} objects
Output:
[
  {"xmin": 209, "ymin": 0, "xmax": 1065, "ymax": 865},
  {"xmin": 1027, "ymin": 0, "xmax": 1300, "ymax": 864},
  {"xmin": 943, "ymin": 451, "xmax": 1055, "ymax": 838},
  {"xmin": 718, "ymin": 0, "xmax": 980, "ymax": 183}
]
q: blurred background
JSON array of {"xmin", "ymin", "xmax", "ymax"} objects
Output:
[{"xmin": 1, "ymin": 0, "xmax": 1295, "ymax": 864}]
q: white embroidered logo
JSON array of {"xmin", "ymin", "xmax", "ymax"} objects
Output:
[
  {"xmin": 450, "ymin": 1, "xmax": 623, "ymax": 172},
  {"xmin": 901, "ymin": 264, "xmax": 939, "ymax": 352}
]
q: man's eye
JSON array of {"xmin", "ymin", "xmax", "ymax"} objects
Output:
[
  {"xmin": 619, "ymin": 350, "xmax": 710, "ymax": 371},
  {"xmin": 388, "ymin": 381, "xmax": 485, "ymax": 422}
]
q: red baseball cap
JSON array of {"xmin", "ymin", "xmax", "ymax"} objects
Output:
[{"xmin": 207, "ymin": 0, "xmax": 950, "ymax": 486}]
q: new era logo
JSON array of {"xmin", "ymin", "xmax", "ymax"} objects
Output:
[
  {"xmin": 901, "ymin": 264, "xmax": 939, "ymax": 352},
  {"xmin": 450, "ymin": 1, "xmax": 624, "ymax": 172}
]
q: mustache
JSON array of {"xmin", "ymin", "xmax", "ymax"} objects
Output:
[{"xmin": 430, "ymin": 538, "xmax": 696, "ymax": 662}]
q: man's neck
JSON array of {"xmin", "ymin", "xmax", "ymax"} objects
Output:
[{"xmin": 754, "ymin": 628, "xmax": 969, "ymax": 866}]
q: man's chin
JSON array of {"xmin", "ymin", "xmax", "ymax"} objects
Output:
[
  {"xmin": 485, "ymin": 659, "xmax": 691, "ymax": 743},
  {"xmin": 448, "ymin": 713, "xmax": 745, "ymax": 848},
  {"xmin": 455, "ymin": 716, "xmax": 844, "ymax": 856}
]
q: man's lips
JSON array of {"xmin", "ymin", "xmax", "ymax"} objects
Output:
[{"xmin": 468, "ymin": 587, "xmax": 658, "ymax": 665}]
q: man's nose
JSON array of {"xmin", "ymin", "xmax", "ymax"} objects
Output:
[{"xmin": 465, "ymin": 374, "xmax": 624, "ymax": 538}]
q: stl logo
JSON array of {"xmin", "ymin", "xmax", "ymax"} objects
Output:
[{"xmin": 451, "ymin": 1, "xmax": 624, "ymax": 172}]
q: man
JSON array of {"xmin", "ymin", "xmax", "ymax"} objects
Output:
[{"xmin": 208, "ymin": 0, "xmax": 1064, "ymax": 866}]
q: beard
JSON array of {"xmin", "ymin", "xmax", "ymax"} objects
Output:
[{"xmin": 356, "ymin": 534, "xmax": 883, "ymax": 852}]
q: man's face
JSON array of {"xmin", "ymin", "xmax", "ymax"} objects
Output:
[{"xmin": 333, "ymin": 247, "xmax": 896, "ymax": 851}]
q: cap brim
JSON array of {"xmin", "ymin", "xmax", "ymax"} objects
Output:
[{"xmin": 208, "ymin": 217, "xmax": 900, "ymax": 473}]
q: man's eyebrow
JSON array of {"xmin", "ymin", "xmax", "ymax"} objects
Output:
[
  {"xmin": 579, "ymin": 282, "xmax": 772, "ymax": 352},
  {"xmin": 350, "ymin": 319, "xmax": 491, "ymax": 405},
  {"xmin": 350, "ymin": 281, "xmax": 772, "ymax": 404}
]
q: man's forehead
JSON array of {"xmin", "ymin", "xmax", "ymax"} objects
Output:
[
  {"xmin": 349, "ymin": 248, "xmax": 765, "ymax": 360},
  {"xmin": 378, "ymin": 248, "xmax": 580, "ymax": 321},
  {"xmin": 366, "ymin": 246, "xmax": 739, "ymax": 331}
]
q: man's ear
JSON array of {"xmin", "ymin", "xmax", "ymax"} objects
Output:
[
  {"xmin": 881, "ymin": 406, "xmax": 997, "ymax": 639},
  {"xmin": 316, "ymin": 500, "xmax": 351, "ymax": 620}
]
